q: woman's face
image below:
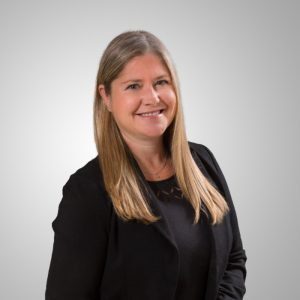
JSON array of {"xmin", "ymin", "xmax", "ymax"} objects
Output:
[{"xmin": 98, "ymin": 53, "xmax": 177, "ymax": 143}]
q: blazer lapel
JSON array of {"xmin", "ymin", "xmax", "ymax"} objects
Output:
[
  {"xmin": 190, "ymin": 148, "xmax": 221, "ymax": 299},
  {"xmin": 191, "ymin": 147, "xmax": 232, "ymax": 300}
]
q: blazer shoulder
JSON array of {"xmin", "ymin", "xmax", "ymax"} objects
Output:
[
  {"xmin": 188, "ymin": 141, "xmax": 218, "ymax": 172},
  {"xmin": 188, "ymin": 141, "xmax": 229, "ymax": 199},
  {"xmin": 53, "ymin": 155, "xmax": 112, "ymax": 239},
  {"xmin": 69, "ymin": 155, "xmax": 101, "ymax": 183},
  {"xmin": 60, "ymin": 155, "xmax": 111, "ymax": 216},
  {"xmin": 188, "ymin": 141, "xmax": 209, "ymax": 155},
  {"xmin": 65, "ymin": 155, "xmax": 107, "ymax": 192}
]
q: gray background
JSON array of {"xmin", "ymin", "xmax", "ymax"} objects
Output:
[{"xmin": 0, "ymin": 0, "xmax": 299, "ymax": 299}]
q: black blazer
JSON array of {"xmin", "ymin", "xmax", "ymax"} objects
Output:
[{"xmin": 45, "ymin": 142, "xmax": 247, "ymax": 300}]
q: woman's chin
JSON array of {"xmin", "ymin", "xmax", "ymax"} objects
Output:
[{"xmin": 137, "ymin": 131, "xmax": 166, "ymax": 141}]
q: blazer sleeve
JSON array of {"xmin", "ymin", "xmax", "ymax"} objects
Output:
[
  {"xmin": 45, "ymin": 174, "xmax": 110, "ymax": 300},
  {"xmin": 203, "ymin": 145, "xmax": 247, "ymax": 300}
]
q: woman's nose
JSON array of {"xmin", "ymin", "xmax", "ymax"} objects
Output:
[{"xmin": 141, "ymin": 85, "xmax": 160, "ymax": 104}]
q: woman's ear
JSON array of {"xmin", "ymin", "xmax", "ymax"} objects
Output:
[{"xmin": 98, "ymin": 84, "xmax": 112, "ymax": 112}]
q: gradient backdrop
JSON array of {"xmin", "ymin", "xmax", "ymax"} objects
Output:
[{"xmin": 0, "ymin": 0, "xmax": 299, "ymax": 299}]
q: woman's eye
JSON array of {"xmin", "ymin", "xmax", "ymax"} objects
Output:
[
  {"xmin": 126, "ymin": 80, "xmax": 168, "ymax": 90},
  {"xmin": 156, "ymin": 79, "xmax": 169, "ymax": 86},
  {"xmin": 126, "ymin": 83, "xmax": 139, "ymax": 90}
]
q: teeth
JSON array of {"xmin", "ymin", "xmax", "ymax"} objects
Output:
[{"xmin": 140, "ymin": 110, "xmax": 161, "ymax": 117}]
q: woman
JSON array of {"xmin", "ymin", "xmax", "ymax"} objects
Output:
[{"xmin": 45, "ymin": 30, "xmax": 247, "ymax": 300}]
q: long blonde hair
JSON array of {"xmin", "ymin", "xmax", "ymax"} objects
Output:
[{"xmin": 93, "ymin": 30, "xmax": 229, "ymax": 225}]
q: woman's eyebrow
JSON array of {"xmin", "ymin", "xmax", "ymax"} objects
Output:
[
  {"xmin": 121, "ymin": 79, "xmax": 142, "ymax": 84},
  {"xmin": 121, "ymin": 74, "xmax": 170, "ymax": 85}
]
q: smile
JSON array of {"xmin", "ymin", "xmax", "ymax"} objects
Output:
[{"xmin": 137, "ymin": 109, "xmax": 164, "ymax": 117}]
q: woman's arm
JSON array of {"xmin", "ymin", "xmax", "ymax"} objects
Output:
[
  {"xmin": 204, "ymin": 145, "xmax": 247, "ymax": 299},
  {"xmin": 45, "ymin": 174, "xmax": 110, "ymax": 300}
]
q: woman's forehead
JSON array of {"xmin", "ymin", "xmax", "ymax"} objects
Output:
[{"xmin": 116, "ymin": 54, "xmax": 170, "ymax": 81}]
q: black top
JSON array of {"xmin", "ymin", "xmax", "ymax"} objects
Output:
[{"xmin": 147, "ymin": 174, "xmax": 211, "ymax": 300}]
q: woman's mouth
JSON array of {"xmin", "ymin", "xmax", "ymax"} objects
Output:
[{"xmin": 137, "ymin": 109, "xmax": 164, "ymax": 118}]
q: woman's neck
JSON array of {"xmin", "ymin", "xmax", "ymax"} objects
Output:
[{"xmin": 120, "ymin": 132, "xmax": 173, "ymax": 179}]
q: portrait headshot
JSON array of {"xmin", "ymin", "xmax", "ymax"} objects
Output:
[
  {"xmin": 0, "ymin": 1, "xmax": 298, "ymax": 300},
  {"xmin": 45, "ymin": 30, "xmax": 247, "ymax": 299}
]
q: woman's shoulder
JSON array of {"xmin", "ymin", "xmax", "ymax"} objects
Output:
[
  {"xmin": 52, "ymin": 156, "xmax": 111, "ymax": 242},
  {"xmin": 69, "ymin": 155, "xmax": 102, "ymax": 183},
  {"xmin": 189, "ymin": 140, "xmax": 238, "ymax": 210},
  {"xmin": 188, "ymin": 141, "xmax": 211, "ymax": 156},
  {"xmin": 60, "ymin": 155, "xmax": 111, "ymax": 214},
  {"xmin": 188, "ymin": 140, "xmax": 231, "ymax": 197},
  {"xmin": 188, "ymin": 141, "xmax": 219, "ymax": 173},
  {"xmin": 65, "ymin": 155, "xmax": 106, "ymax": 190}
]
